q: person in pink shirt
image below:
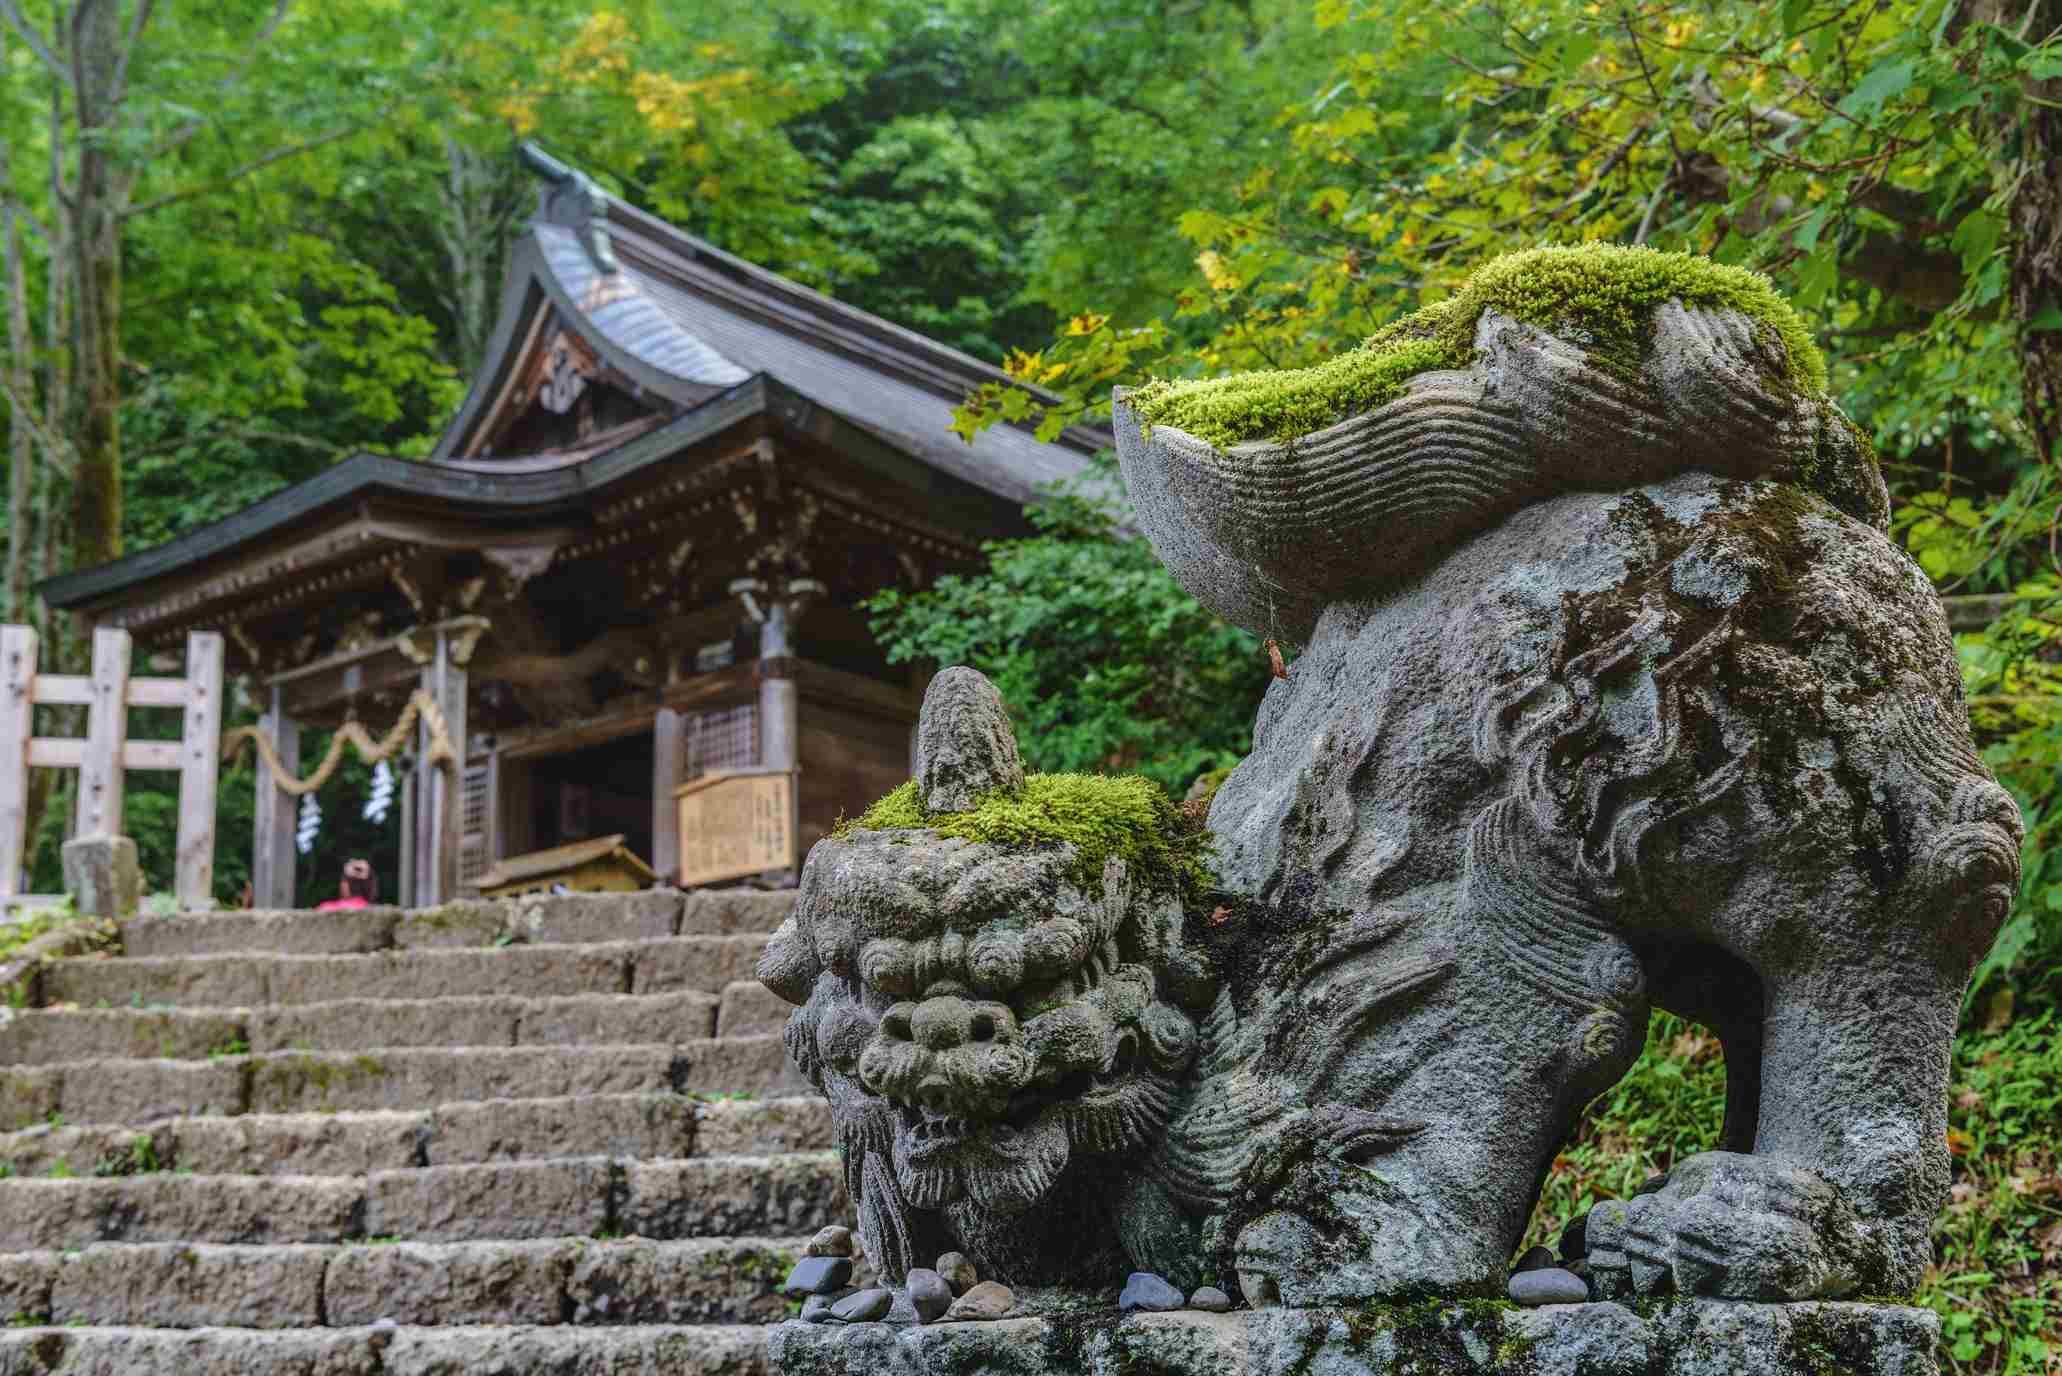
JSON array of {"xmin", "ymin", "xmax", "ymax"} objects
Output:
[{"xmin": 315, "ymin": 857, "xmax": 378, "ymax": 911}]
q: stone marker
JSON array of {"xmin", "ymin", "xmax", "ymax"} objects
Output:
[
  {"xmin": 62, "ymin": 835, "xmax": 140, "ymax": 919},
  {"xmin": 1189, "ymin": 1286, "xmax": 1233, "ymax": 1313}
]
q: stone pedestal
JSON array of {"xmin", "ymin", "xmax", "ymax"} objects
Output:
[
  {"xmin": 767, "ymin": 1299, "xmax": 1939, "ymax": 1376},
  {"xmin": 61, "ymin": 834, "xmax": 140, "ymax": 919}
]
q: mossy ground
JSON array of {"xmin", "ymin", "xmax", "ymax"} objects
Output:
[
  {"xmin": 1128, "ymin": 243, "xmax": 1827, "ymax": 449},
  {"xmin": 841, "ymin": 773, "xmax": 1214, "ymax": 903}
]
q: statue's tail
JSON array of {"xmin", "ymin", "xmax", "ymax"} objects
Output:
[{"xmin": 1114, "ymin": 300, "xmax": 1886, "ymax": 643}]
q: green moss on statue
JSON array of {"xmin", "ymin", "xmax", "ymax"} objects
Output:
[
  {"xmin": 1129, "ymin": 243, "xmax": 1828, "ymax": 449},
  {"xmin": 841, "ymin": 773, "xmax": 1214, "ymax": 903}
]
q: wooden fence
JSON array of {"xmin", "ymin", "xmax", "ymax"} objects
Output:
[{"xmin": 0, "ymin": 626, "xmax": 225, "ymax": 910}]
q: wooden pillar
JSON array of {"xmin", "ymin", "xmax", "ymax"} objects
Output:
[
  {"xmin": 174, "ymin": 632, "xmax": 225, "ymax": 909},
  {"xmin": 74, "ymin": 627, "xmax": 131, "ymax": 838},
  {"xmin": 652, "ymin": 707, "xmax": 684, "ymax": 883},
  {"xmin": 0, "ymin": 626, "xmax": 38, "ymax": 898},
  {"xmin": 417, "ymin": 626, "xmax": 468, "ymax": 906},
  {"xmin": 397, "ymin": 761, "xmax": 415, "ymax": 908},
  {"xmin": 731, "ymin": 577, "xmax": 822, "ymax": 774},
  {"xmin": 252, "ymin": 685, "xmax": 299, "ymax": 909}
]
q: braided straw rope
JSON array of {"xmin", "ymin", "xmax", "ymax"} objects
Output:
[{"xmin": 221, "ymin": 690, "xmax": 459, "ymax": 797}]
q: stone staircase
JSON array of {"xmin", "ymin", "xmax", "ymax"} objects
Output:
[{"xmin": 0, "ymin": 889, "xmax": 849, "ymax": 1374}]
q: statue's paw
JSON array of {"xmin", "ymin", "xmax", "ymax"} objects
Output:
[{"xmin": 1583, "ymin": 1152, "xmax": 1866, "ymax": 1301}]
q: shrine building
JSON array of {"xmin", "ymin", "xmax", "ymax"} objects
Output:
[{"xmin": 40, "ymin": 146, "xmax": 1101, "ymax": 906}]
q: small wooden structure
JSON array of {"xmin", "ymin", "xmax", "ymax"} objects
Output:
[
  {"xmin": 0, "ymin": 625, "xmax": 224, "ymax": 908},
  {"xmin": 475, "ymin": 833, "xmax": 657, "ymax": 899},
  {"xmin": 39, "ymin": 144, "xmax": 1102, "ymax": 906}
]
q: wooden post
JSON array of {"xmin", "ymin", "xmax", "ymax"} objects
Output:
[
  {"xmin": 172, "ymin": 633, "xmax": 224, "ymax": 909},
  {"xmin": 252, "ymin": 685, "xmax": 299, "ymax": 908},
  {"xmin": 420, "ymin": 627, "xmax": 468, "ymax": 905},
  {"xmin": 0, "ymin": 626, "xmax": 37, "ymax": 898},
  {"xmin": 652, "ymin": 707, "xmax": 684, "ymax": 883},
  {"xmin": 74, "ymin": 627, "xmax": 131, "ymax": 838},
  {"xmin": 398, "ymin": 761, "xmax": 416, "ymax": 907}
]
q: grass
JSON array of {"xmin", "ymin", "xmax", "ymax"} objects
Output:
[{"xmin": 1525, "ymin": 1006, "xmax": 2060, "ymax": 1374}]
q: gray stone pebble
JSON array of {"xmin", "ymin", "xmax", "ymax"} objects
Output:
[
  {"xmin": 783, "ymin": 1256, "xmax": 853, "ymax": 1296},
  {"xmin": 830, "ymin": 1288, "xmax": 893, "ymax": 1323},
  {"xmin": 1188, "ymin": 1286, "xmax": 1233, "ymax": 1312},
  {"xmin": 1119, "ymin": 1272, "xmax": 1185, "ymax": 1313},
  {"xmin": 936, "ymin": 1251, "xmax": 978, "ymax": 1295},
  {"xmin": 1508, "ymin": 1266, "xmax": 1590, "ymax": 1306},
  {"xmin": 800, "ymin": 1290, "xmax": 853, "ymax": 1324},
  {"xmin": 943, "ymin": 1281, "xmax": 1017, "ymax": 1321},
  {"xmin": 906, "ymin": 1268, "xmax": 953, "ymax": 1323},
  {"xmin": 807, "ymin": 1225, "xmax": 855, "ymax": 1258}
]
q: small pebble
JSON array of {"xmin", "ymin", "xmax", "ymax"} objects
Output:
[
  {"xmin": 1512, "ymin": 1245, "xmax": 1555, "ymax": 1274},
  {"xmin": 782, "ymin": 1256, "xmax": 853, "ymax": 1296},
  {"xmin": 830, "ymin": 1288, "xmax": 893, "ymax": 1323},
  {"xmin": 807, "ymin": 1225, "xmax": 855, "ymax": 1258},
  {"xmin": 1188, "ymin": 1286, "xmax": 1233, "ymax": 1313},
  {"xmin": 1119, "ymin": 1271, "xmax": 1185, "ymax": 1313},
  {"xmin": 943, "ymin": 1281, "xmax": 1017, "ymax": 1321},
  {"xmin": 801, "ymin": 1290, "xmax": 853, "ymax": 1323},
  {"xmin": 1559, "ymin": 1213, "xmax": 1589, "ymax": 1262},
  {"xmin": 1508, "ymin": 1267, "xmax": 1590, "ymax": 1306},
  {"xmin": 907, "ymin": 1268, "xmax": 954, "ymax": 1323},
  {"xmin": 936, "ymin": 1250, "xmax": 978, "ymax": 1295}
]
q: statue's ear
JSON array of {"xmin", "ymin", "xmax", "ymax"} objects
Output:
[{"xmin": 915, "ymin": 667, "xmax": 1024, "ymax": 813}]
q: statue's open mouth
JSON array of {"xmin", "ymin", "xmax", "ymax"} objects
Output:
[{"xmin": 904, "ymin": 1109, "xmax": 977, "ymax": 1161}]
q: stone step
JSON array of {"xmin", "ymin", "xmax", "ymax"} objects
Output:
[
  {"xmin": 114, "ymin": 889, "xmax": 797, "ymax": 961},
  {"xmin": 0, "ymin": 1236, "xmax": 843, "ymax": 1330},
  {"xmin": 0, "ymin": 1323, "xmax": 770, "ymax": 1375},
  {"xmin": 0, "ymin": 990, "xmax": 728, "ymax": 1063},
  {"xmin": 40, "ymin": 935, "xmax": 769, "ymax": 1010},
  {"xmin": 0, "ymin": 1038, "xmax": 800, "ymax": 1130},
  {"xmin": 0, "ymin": 1153, "xmax": 847, "ymax": 1249},
  {"xmin": 0, "ymin": 1096, "xmax": 832, "ymax": 1178}
]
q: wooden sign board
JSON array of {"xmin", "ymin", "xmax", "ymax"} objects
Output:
[{"xmin": 674, "ymin": 767, "xmax": 798, "ymax": 888}]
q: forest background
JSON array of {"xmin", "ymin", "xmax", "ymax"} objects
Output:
[{"xmin": 0, "ymin": 0, "xmax": 2057, "ymax": 1367}]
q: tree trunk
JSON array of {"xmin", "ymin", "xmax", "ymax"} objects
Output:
[
  {"xmin": 68, "ymin": 0, "xmax": 125, "ymax": 573},
  {"xmin": 1, "ymin": 142, "xmax": 33, "ymax": 624}
]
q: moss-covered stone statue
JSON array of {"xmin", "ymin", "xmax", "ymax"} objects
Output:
[{"xmin": 758, "ymin": 246, "xmax": 2020, "ymax": 1322}]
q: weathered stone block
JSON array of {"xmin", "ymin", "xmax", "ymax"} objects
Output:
[
  {"xmin": 248, "ymin": 996, "xmax": 520, "ymax": 1054},
  {"xmin": 56, "ymin": 1056, "xmax": 246, "ymax": 1126},
  {"xmin": 0, "ymin": 1325, "xmax": 382, "ymax": 1375},
  {"xmin": 49, "ymin": 1242, "xmax": 329, "ymax": 1328},
  {"xmin": 618, "ymin": 1152, "xmax": 846, "ymax": 1239},
  {"xmin": 393, "ymin": 900, "xmax": 510, "ymax": 950},
  {"xmin": 0, "ymin": 1174, "xmax": 362, "ymax": 1249},
  {"xmin": 118, "ymin": 907, "xmax": 400, "ymax": 959},
  {"xmin": 0, "ymin": 1007, "xmax": 247, "ymax": 1065},
  {"xmin": 364, "ymin": 1157, "xmax": 613, "ymax": 1242},
  {"xmin": 41, "ymin": 952, "xmax": 267, "ymax": 1009},
  {"xmin": 266, "ymin": 943, "xmax": 629, "ymax": 1005},
  {"xmin": 427, "ymin": 1093, "xmax": 695, "ymax": 1167},
  {"xmin": 694, "ymin": 1097, "xmax": 833, "ymax": 1157},
  {"xmin": 513, "ymin": 991, "xmax": 717, "ymax": 1046},
  {"xmin": 630, "ymin": 935, "xmax": 771, "ymax": 995},
  {"xmin": 512, "ymin": 891, "xmax": 682, "ymax": 944},
  {"xmin": 0, "ymin": 1250, "xmax": 55, "ymax": 1324},
  {"xmin": 61, "ymin": 836, "xmax": 139, "ymax": 920},
  {"xmin": 378, "ymin": 1324, "xmax": 770, "ymax": 1376},
  {"xmin": 167, "ymin": 1110, "xmax": 424, "ymax": 1177},
  {"xmin": 716, "ymin": 980, "xmax": 794, "ymax": 1037},
  {"xmin": 566, "ymin": 1237, "xmax": 813, "ymax": 1324},
  {"xmin": 324, "ymin": 1239, "xmax": 576, "ymax": 1326},
  {"xmin": 0, "ymin": 1066, "xmax": 62, "ymax": 1133},
  {"xmin": 681, "ymin": 889, "xmax": 798, "ymax": 937}
]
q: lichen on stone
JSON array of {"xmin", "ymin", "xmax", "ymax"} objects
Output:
[
  {"xmin": 839, "ymin": 772, "xmax": 1214, "ymax": 902},
  {"xmin": 1128, "ymin": 242, "xmax": 1829, "ymax": 448}
]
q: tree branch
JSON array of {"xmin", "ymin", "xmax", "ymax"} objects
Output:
[
  {"xmin": 0, "ymin": 0, "xmax": 67, "ymax": 82},
  {"xmin": 145, "ymin": 0, "xmax": 292, "ymax": 160},
  {"xmin": 124, "ymin": 122, "xmax": 364, "ymax": 219}
]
